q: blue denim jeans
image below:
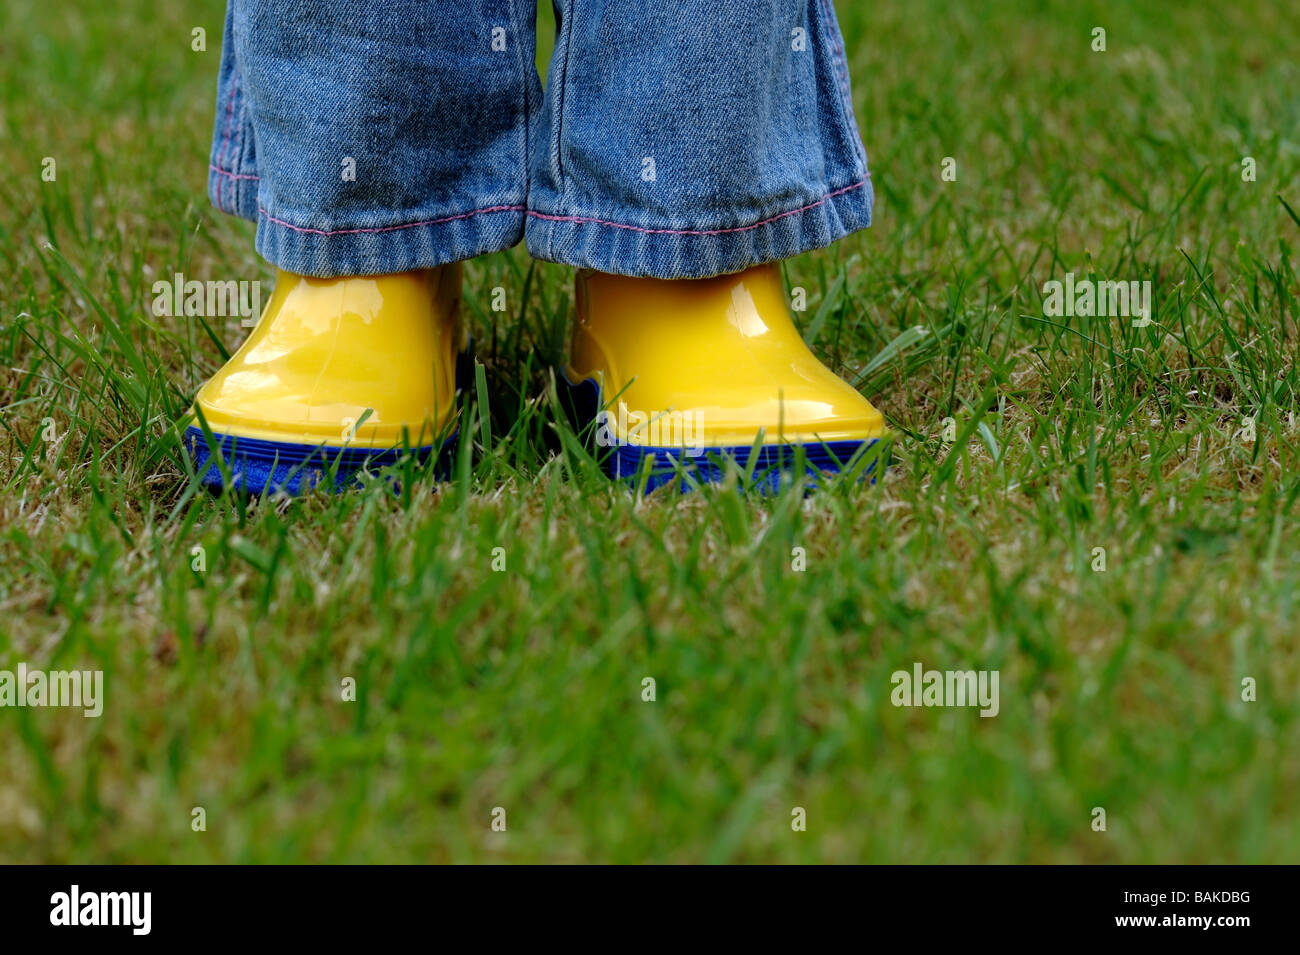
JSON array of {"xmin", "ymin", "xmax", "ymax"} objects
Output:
[{"xmin": 208, "ymin": 1, "xmax": 872, "ymax": 279}]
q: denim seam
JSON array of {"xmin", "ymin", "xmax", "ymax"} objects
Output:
[
  {"xmin": 525, "ymin": 177, "xmax": 868, "ymax": 237},
  {"xmin": 250, "ymin": 177, "xmax": 863, "ymax": 239},
  {"xmin": 817, "ymin": 0, "xmax": 868, "ymax": 170},
  {"xmin": 210, "ymin": 165, "xmax": 259, "ymax": 181},
  {"xmin": 551, "ymin": 0, "xmax": 574, "ymax": 200},
  {"xmin": 508, "ymin": 0, "xmax": 531, "ymax": 211},
  {"xmin": 257, "ymin": 203, "xmax": 526, "ymax": 236},
  {"xmin": 233, "ymin": 87, "xmax": 253, "ymax": 212},
  {"xmin": 216, "ymin": 73, "xmax": 237, "ymax": 170},
  {"xmin": 818, "ymin": 0, "xmax": 849, "ymax": 107},
  {"xmin": 216, "ymin": 72, "xmax": 241, "ymax": 211}
]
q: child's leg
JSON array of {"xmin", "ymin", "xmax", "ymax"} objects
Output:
[
  {"xmin": 528, "ymin": 0, "xmax": 870, "ymax": 278},
  {"xmin": 533, "ymin": 1, "xmax": 883, "ymax": 487},
  {"xmin": 194, "ymin": 1, "xmax": 541, "ymax": 493},
  {"xmin": 209, "ymin": 0, "xmax": 539, "ymax": 274}
]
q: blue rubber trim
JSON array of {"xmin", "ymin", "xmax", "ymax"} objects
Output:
[
  {"xmin": 609, "ymin": 438, "xmax": 883, "ymax": 493},
  {"xmin": 561, "ymin": 374, "xmax": 887, "ymax": 492},
  {"xmin": 187, "ymin": 342, "xmax": 473, "ymax": 495},
  {"xmin": 185, "ymin": 426, "xmax": 456, "ymax": 495}
]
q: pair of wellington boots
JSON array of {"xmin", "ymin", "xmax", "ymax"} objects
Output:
[{"xmin": 186, "ymin": 264, "xmax": 886, "ymax": 494}]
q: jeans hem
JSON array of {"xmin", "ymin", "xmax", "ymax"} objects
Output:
[
  {"xmin": 523, "ymin": 176, "xmax": 873, "ymax": 279},
  {"xmin": 244, "ymin": 201, "xmax": 528, "ymax": 278},
  {"xmin": 207, "ymin": 173, "xmax": 872, "ymax": 278},
  {"xmin": 208, "ymin": 166, "xmax": 260, "ymax": 222}
]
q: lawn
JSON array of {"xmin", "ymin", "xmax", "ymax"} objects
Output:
[{"xmin": 1, "ymin": 0, "xmax": 1297, "ymax": 863}]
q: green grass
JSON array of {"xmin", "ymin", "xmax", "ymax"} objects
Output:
[{"xmin": 1, "ymin": 0, "xmax": 1298, "ymax": 863}]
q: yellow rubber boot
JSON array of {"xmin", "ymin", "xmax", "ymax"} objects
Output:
[
  {"xmin": 565, "ymin": 263, "xmax": 887, "ymax": 490},
  {"xmin": 186, "ymin": 265, "xmax": 466, "ymax": 494}
]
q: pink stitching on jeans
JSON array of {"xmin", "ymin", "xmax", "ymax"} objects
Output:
[
  {"xmin": 217, "ymin": 74, "xmax": 239, "ymax": 180},
  {"xmin": 525, "ymin": 178, "xmax": 868, "ymax": 237},
  {"xmin": 250, "ymin": 179, "xmax": 865, "ymax": 240},
  {"xmin": 210, "ymin": 165, "xmax": 260, "ymax": 181},
  {"xmin": 818, "ymin": 0, "xmax": 850, "ymax": 101},
  {"xmin": 257, "ymin": 203, "xmax": 526, "ymax": 236}
]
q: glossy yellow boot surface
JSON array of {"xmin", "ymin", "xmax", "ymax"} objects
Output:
[
  {"xmin": 568, "ymin": 263, "xmax": 886, "ymax": 449},
  {"xmin": 186, "ymin": 266, "xmax": 464, "ymax": 494},
  {"xmin": 193, "ymin": 266, "xmax": 463, "ymax": 448}
]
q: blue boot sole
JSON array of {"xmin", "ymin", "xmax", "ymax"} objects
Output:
[
  {"xmin": 561, "ymin": 376, "xmax": 888, "ymax": 493},
  {"xmin": 186, "ymin": 345, "xmax": 472, "ymax": 495},
  {"xmin": 184, "ymin": 426, "xmax": 457, "ymax": 495}
]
